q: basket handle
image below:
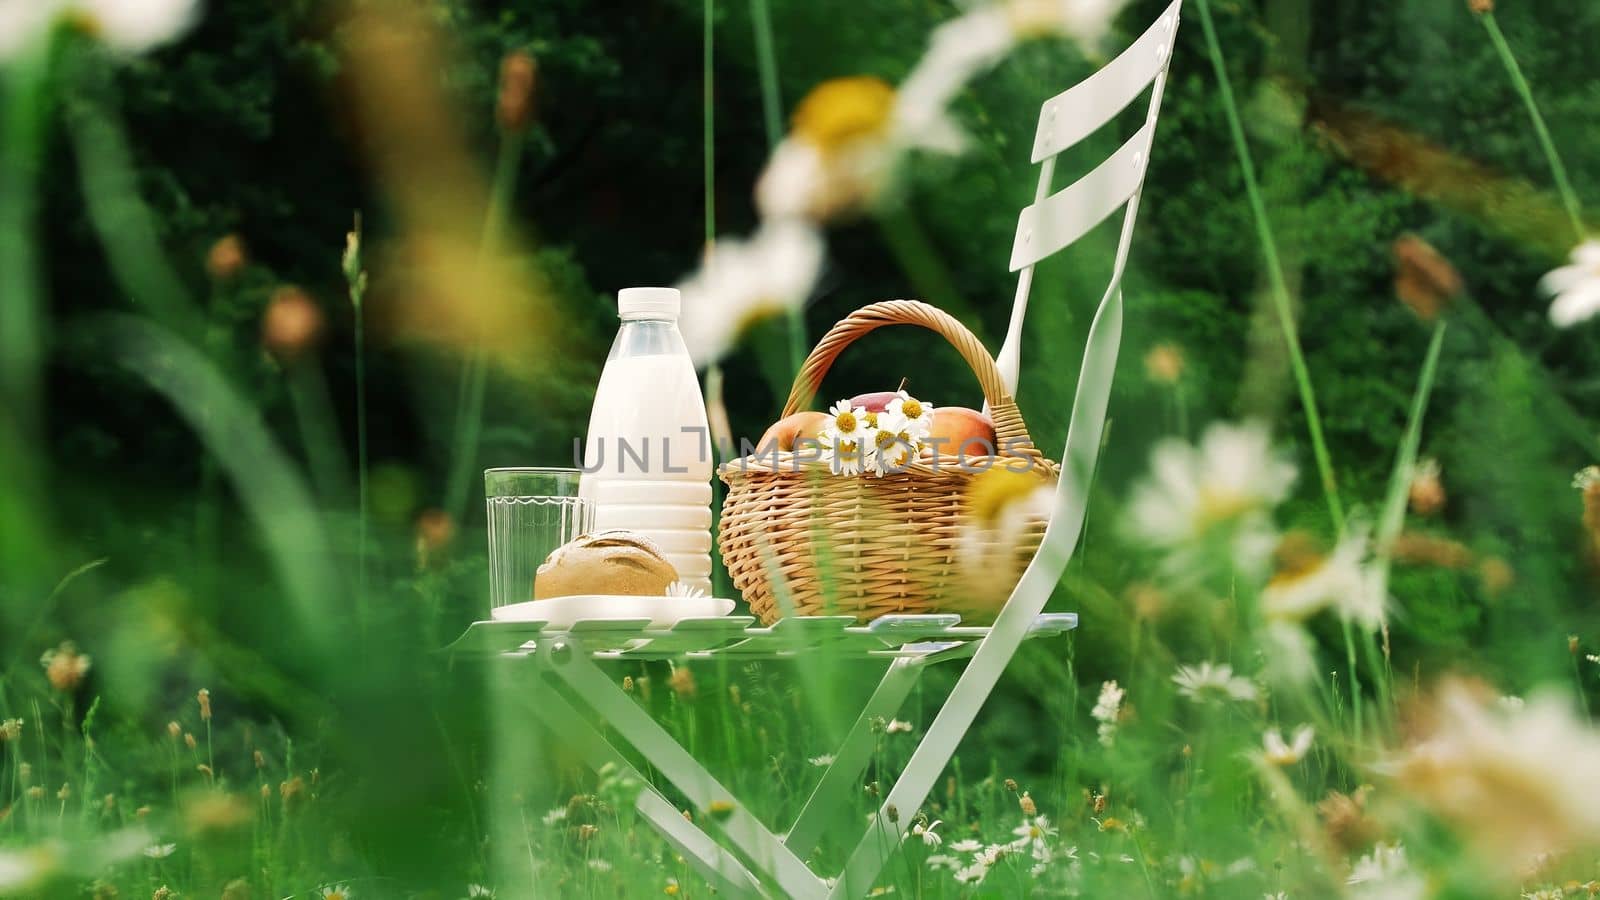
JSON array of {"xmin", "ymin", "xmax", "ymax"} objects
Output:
[{"xmin": 781, "ymin": 299, "xmax": 1043, "ymax": 462}]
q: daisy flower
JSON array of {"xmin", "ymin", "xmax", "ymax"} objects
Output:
[
  {"xmin": 1172, "ymin": 662, "xmax": 1259, "ymax": 704},
  {"xmin": 909, "ymin": 820, "xmax": 943, "ymax": 847},
  {"xmin": 867, "ymin": 412, "xmax": 919, "ymax": 477},
  {"xmin": 665, "ymin": 581, "xmax": 707, "ymax": 599},
  {"xmin": 808, "ymin": 754, "xmax": 835, "ymax": 767},
  {"xmin": 142, "ymin": 843, "xmax": 176, "ymax": 859},
  {"xmin": 885, "ymin": 391, "xmax": 933, "ymax": 436},
  {"xmin": 541, "ymin": 807, "xmax": 567, "ymax": 826},
  {"xmin": 1262, "ymin": 525, "xmax": 1385, "ymax": 630},
  {"xmin": 924, "ymin": 853, "xmax": 962, "ymax": 872},
  {"xmin": 885, "ymin": 719, "xmax": 913, "ymax": 734},
  {"xmin": 1541, "ymin": 239, "xmax": 1600, "ymax": 327},
  {"xmin": 1261, "ymin": 725, "xmax": 1315, "ymax": 766},
  {"xmin": 953, "ymin": 861, "xmax": 990, "ymax": 884},
  {"xmin": 675, "ymin": 220, "xmax": 825, "ymax": 366},
  {"xmin": 949, "ymin": 838, "xmax": 983, "ymax": 854},
  {"xmin": 1, "ymin": 0, "xmax": 200, "ymax": 59},
  {"xmin": 467, "ymin": 887, "xmax": 495, "ymax": 899},
  {"xmin": 319, "ymin": 885, "xmax": 354, "ymax": 900},
  {"xmin": 1125, "ymin": 420, "xmax": 1297, "ymax": 578}
]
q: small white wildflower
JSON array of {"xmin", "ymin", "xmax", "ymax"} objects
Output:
[
  {"xmin": 1091, "ymin": 680, "xmax": 1124, "ymax": 746},
  {"xmin": 909, "ymin": 819, "xmax": 943, "ymax": 847},
  {"xmin": 1542, "ymin": 239, "xmax": 1600, "ymax": 327},
  {"xmin": 142, "ymin": 843, "xmax": 176, "ymax": 859},
  {"xmin": 319, "ymin": 886, "xmax": 354, "ymax": 900},
  {"xmin": 587, "ymin": 858, "xmax": 613, "ymax": 872},
  {"xmin": 1261, "ymin": 725, "xmax": 1315, "ymax": 766},
  {"xmin": 665, "ymin": 581, "xmax": 707, "ymax": 599},
  {"xmin": 541, "ymin": 807, "xmax": 568, "ymax": 826},
  {"xmin": 950, "ymin": 838, "xmax": 983, "ymax": 854},
  {"xmin": 1574, "ymin": 465, "xmax": 1600, "ymax": 491},
  {"xmin": 808, "ymin": 754, "xmax": 835, "ymax": 767},
  {"xmin": 885, "ymin": 719, "xmax": 913, "ymax": 734},
  {"xmin": 924, "ymin": 853, "xmax": 962, "ymax": 871},
  {"xmin": 467, "ymin": 886, "xmax": 495, "ymax": 899},
  {"xmin": 1262, "ymin": 524, "xmax": 1386, "ymax": 630},
  {"xmin": 954, "ymin": 861, "xmax": 989, "ymax": 884},
  {"xmin": 1172, "ymin": 662, "xmax": 1259, "ymax": 703}
]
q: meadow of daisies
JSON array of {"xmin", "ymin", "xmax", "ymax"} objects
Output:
[{"xmin": 4, "ymin": 0, "xmax": 1600, "ymax": 897}]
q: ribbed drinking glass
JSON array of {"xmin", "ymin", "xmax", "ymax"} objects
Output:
[{"xmin": 484, "ymin": 468, "xmax": 593, "ymax": 610}]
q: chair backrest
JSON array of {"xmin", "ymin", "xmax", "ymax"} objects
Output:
[{"xmin": 997, "ymin": 0, "xmax": 1181, "ymax": 609}]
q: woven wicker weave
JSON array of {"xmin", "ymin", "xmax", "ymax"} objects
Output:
[{"xmin": 718, "ymin": 300, "xmax": 1058, "ymax": 625}]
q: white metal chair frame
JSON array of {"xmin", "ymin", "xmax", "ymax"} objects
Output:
[{"xmin": 454, "ymin": 3, "xmax": 1182, "ymax": 895}]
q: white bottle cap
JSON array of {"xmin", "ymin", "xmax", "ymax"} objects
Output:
[{"xmin": 618, "ymin": 287, "xmax": 681, "ymax": 320}]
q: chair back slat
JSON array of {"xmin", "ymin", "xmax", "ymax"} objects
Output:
[
  {"xmin": 1029, "ymin": 0, "xmax": 1181, "ymax": 162},
  {"xmin": 1009, "ymin": 120, "xmax": 1154, "ymax": 271}
]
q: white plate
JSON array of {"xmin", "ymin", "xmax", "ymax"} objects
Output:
[{"xmin": 491, "ymin": 594, "xmax": 735, "ymax": 628}]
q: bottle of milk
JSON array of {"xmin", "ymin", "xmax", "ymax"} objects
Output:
[{"xmin": 579, "ymin": 287, "xmax": 714, "ymax": 595}]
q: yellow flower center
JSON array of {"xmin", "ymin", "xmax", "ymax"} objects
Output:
[
  {"xmin": 875, "ymin": 430, "xmax": 898, "ymax": 451},
  {"xmin": 901, "ymin": 398, "xmax": 923, "ymax": 419},
  {"xmin": 863, "ymin": 411, "xmax": 879, "ymax": 428},
  {"xmin": 965, "ymin": 467, "xmax": 1040, "ymax": 522},
  {"xmin": 835, "ymin": 411, "xmax": 858, "ymax": 433},
  {"xmin": 1193, "ymin": 487, "xmax": 1256, "ymax": 529},
  {"xmin": 791, "ymin": 76, "xmax": 896, "ymax": 155}
]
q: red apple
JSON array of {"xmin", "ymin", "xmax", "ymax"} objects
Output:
[
  {"xmin": 848, "ymin": 391, "xmax": 898, "ymax": 413},
  {"xmin": 757, "ymin": 411, "xmax": 829, "ymax": 452},
  {"xmin": 926, "ymin": 407, "xmax": 996, "ymax": 459}
]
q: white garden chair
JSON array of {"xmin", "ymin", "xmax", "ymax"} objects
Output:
[{"xmin": 450, "ymin": 2, "xmax": 1181, "ymax": 895}]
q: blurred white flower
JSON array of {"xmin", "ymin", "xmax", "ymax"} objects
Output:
[
  {"xmin": 1346, "ymin": 842, "xmax": 1425, "ymax": 900},
  {"xmin": 894, "ymin": 0, "xmax": 1132, "ymax": 154},
  {"xmin": 0, "ymin": 0, "xmax": 200, "ymax": 59},
  {"xmin": 808, "ymin": 754, "xmax": 835, "ymax": 767},
  {"xmin": 466, "ymin": 886, "xmax": 495, "ymax": 899},
  {"xmin": 142, "ymin": 843, "xmax": 176, "ymax": 859},
  {"xmin": 587, "ymin": 859, "xmax": 612, "ymax": 872},
  {"xmin": 910, "ymin": 819, "xmax": 943, "ymax": 847},
  {"xmin": 675, "ymin": 221, "xmax": 824, "ymax": 366},
  {"xmin": 1262, "ymin": 525, "xmax": 1386, "ymax": 630},
  {"xmin": 1172, "ymin": 662, "xmax": 1259, "ymax": 704},
  {"xmin": 541, "ymin": 807, "xmax": 567, "ymax": 826},
  {"xmin": 0, "ymin": 844, "xmax": 56, "ymax": 894},
  {"xmin": 1573, "ymin": 465, "xmax": 1600, "ymax": 491},
  {"xmin": 950, "ymin": 838, "xmax": 983, "ymax": 854},
  {"xmin": 954, "ymin": 861, "xmax": 990, "ymax": 884},
  {"xmin": 885, "ymin": 719, "xmax": 914, "ymax": 734},
  {"xmin": 319, "ymin": 885, "xmax": 354, "ymax": 900},
  {"xmin": 1126, "ymin": 421, "xmax": 1297, "ymax": 578},
  {"xmin": 1092, "ymin": 680, "xmax": 1124, "ymax": 747},
  {"xmin": 924, "ymin": 853, "xmax": 962, "ymax": 871},
  {"xmin": 1381, "ymin": 679, "xmax": 1600, "ymax": 876},
  {"xmin": 1541, "ymin": 239, "xmax": 1600, "ymax": 327},
  {"xmin": 1261, "ymin": 725, "xmax": 1314, "ymax": 766}
]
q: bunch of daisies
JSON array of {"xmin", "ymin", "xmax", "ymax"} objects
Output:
[{"xmin": 818, "ymin": 390, "xmax": 935, "ymax": 477}]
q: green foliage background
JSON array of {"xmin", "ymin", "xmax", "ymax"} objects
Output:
[{"xmin": 6, "ymin": 0, "xmax": 1600, "ymax": 894}]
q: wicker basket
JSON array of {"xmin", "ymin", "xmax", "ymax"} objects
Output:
[{"xmin": 718, "ymin": 300, "xmax": 1058, "ymax": 625}]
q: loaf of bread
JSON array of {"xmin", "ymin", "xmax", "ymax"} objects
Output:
[{"xmin": 534, "ymin": 530, "xmax": 680, "ymax": 599}]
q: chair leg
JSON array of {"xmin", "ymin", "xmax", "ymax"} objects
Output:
[
  {"xmin": 785, "ymin": 657, "xmax": 924, "ymax": 858},
  {"xmin": 828, "ymin": 293, "xmax": 1122, "ymax": 898},
  {"xmin": 518, "ymin": 679, "xmax": 772, "ymax": 898},
  {"xmin": 540, "ymin": 639, "xmax": 828, "ymax": 900}
]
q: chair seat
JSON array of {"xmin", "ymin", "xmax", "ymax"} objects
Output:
[{"xmin": 446, "ymin": 612, "xmax": 1079, "ymax": 662}]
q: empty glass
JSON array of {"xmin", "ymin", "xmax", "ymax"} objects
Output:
[{"xmin": 485, "ymin": 467, "xmax": 593, "ymax": 610}]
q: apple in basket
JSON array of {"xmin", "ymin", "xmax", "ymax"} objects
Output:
[
  {"xmin": 757, "ymin": 410, "xmax": 829, "ymax": 452},
  {"xmin": 928, "ymin": 407, "xmax": 998, "ymax": 459}
]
